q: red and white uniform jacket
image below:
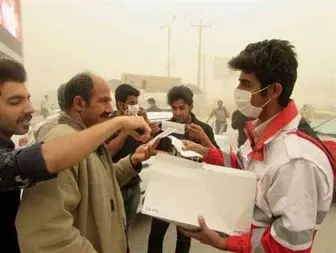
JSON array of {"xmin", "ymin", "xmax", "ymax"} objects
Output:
[{"xmin": 203, "ymin": 101, "xmax": 334, "ymax": 253}]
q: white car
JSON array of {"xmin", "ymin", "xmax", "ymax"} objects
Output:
[{"xmin": 313, "ymin": 117, "xmax": 336, "ymax": 194}]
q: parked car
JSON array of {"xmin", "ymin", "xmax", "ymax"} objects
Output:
[
  {"xmin": 312, "ymin": 117, "xmax": 336, "ymax": 194},
  {"xmin": 314, "ymin": 116, "xmax": 336, "ymax": 140}
]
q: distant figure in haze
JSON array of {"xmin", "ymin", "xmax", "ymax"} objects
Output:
[
  {"xmin": 35, "ymin": 84, "xmax": 66, "ymax": 140},
  {"xmin": 57, "ymin": 83, "xmax": 66, "ymax": 111},
  {"xmin": 40, "ymin": 95, "xmax": 50, "ymax": 119},
  {"xmin": 146, "ymin": 97, "xmax": 162, "ymax": 112},
  {"xmin": 207, "ymin": 99, "xmax": 230, "ymax": 134}
]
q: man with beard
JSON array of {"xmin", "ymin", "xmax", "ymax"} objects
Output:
[
  {"xmin": 0, "ymin": 59, "xmax": 151, "ymax": 253},
  {"xmin": 147, "ymin": 85, "xmax": 219, "ymax": 253},
  {"xmin": 16, "ymin": 73, "xmax": 157, "ymax": 253}
]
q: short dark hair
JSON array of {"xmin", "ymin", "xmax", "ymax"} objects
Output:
[
  {"xmin": 115, "ymin": 84, "xmax": 140, "ymax": 103},
  {"xmin": 228, "ymin": 39, "xmax": 298, "ymax": 107},
  {"xmin": 147, "ymin": 98, "xmax": 155, "ymax": 104},
  {"xmin": 0, "ymin": 58, "xmax": 26, "ymax": 86},
  {"xmin": 63, "ymin": 72, "xmax": 94, "ymax": 112},
  {"xmin": 167, "ymin": 85, "xmax": 193, "ymax": 106},
  {"xmin": 57, "ymin": 84, "xmax": 66, "ymax": 111}
]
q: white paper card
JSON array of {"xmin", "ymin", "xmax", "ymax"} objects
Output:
[
  {"xmin": 161, "ymin": 121, "xmax": 185, "ymax": 135},
  {"xmin": 148, "ymin": 128, "xmax": 176, "ymax": 146},
  {"xmin": 142, "ymin": 154, "xmax": 257, "ymax": 235},
  {"xmin": 168, "ymin": 136, "xmax": 202, "ymax": 158}
]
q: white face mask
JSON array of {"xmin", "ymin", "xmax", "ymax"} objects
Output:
[
  {"xmin": 234, "ymin": 87, "xmax": 271, "ymax": 119},
  {"xmin": 127, "ymin": 104, "xmax": 140, "ymax": 116}
]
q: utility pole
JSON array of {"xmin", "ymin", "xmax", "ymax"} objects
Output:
[
  {"xmin": 161, "ymin": 15, "xmax": 176, "ymax": 77},
  {"xmin": 203, "ymin": 54, "xmax": 206, "ymax": 89},
  {"xmin": 192, "ymin": 19, "xmax": 211, "ymax": 89}
]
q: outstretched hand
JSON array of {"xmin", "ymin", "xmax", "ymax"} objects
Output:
[
  {"xmin": 182, "ymin": 140, "xmax": 209, "ymax": 157},
  {"xmin": 179, "ymin": 216, "xmax": 228, "ymax": 251},
  {"xmin": 130, "ymin": 139, "xmax": 159, "ymax": 166}
]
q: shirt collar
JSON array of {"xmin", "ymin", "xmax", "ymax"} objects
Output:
[
  {"xmin": 245, "ymin": 100, "xmax": 299, "ymax": 161},
  {"xmin": 251, "ymin": 114, "xmax": 278, "ymax": 144},
  {"xmin": 59, "ymin": 113, "xmax": 87, "ymax": 131}
]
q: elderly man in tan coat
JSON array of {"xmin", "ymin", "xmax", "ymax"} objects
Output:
[{"xmin": 16, "ymin": 73, "xmax": 156, "ymax": 253}]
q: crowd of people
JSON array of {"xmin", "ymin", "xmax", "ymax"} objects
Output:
[{"xmin": 0, "ymin": 38, "xmax": 334, "ymax": 253}]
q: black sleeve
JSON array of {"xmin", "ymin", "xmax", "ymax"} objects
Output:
[
  {"xmin": 203, "ymin": 124, "xmax": 219, "ymax": 148},
  {"xmin": 157, "ymin": 137, "xmax": 173, "ymax": 153},
  {"xmin": 0, "ymin": 143, "xmax": 55, "ymax": 192},
  {"xmin": 231, "ymin": 110, "xmax": 240, "ymax": 129},
  {"xmin": 231, "ymin": 110, "xmax": 249, "ymax": 130}
]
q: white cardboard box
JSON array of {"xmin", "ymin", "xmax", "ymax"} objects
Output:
[{"xmin": 141, "ymin": 154, "xmax": 257, "ymax": 235}]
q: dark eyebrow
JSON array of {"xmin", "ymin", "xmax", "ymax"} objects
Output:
[
  {"xmin": 239, "ymin": 78, "xmax": 251, "ymax": 84},
  {"xmin": 98, "ymin": 96, "xmax": 111, "ymax": 102}
]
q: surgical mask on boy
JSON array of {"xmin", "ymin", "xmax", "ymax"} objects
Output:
[
  {"xmin": 234, "ymin": 86, "xmax": 271, "ymax": 118},
  {"xmin": 127, "ymin": 104, "xmax": 140, "ymax": 116}
]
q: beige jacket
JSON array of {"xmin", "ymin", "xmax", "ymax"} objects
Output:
[{"xmin": 16, "ymin": 114, "xmax": 138, "ymax": 253}]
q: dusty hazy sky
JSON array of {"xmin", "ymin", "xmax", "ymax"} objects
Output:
[{"xmin": 21, "ymin": 0, "xmax": 336, "ymax": 107}]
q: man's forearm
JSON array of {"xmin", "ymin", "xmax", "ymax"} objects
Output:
[
  {"xmin": 42, "ymin": 117, "xmax": 125, "ymax": 173},
  {"xmin": 201, "ymin": 136, "xmax": 216, "ymax": 149},
  {"xmin": 106, "ymin": 132, "xmax": 128, "ymax": 156}
]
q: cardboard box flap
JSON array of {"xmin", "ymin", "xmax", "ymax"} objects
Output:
[{"xmin": 150, "ymin": 153, "xmax": 203, "ymax": 170}]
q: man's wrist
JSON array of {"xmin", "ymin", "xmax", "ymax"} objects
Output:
[
  {"xmin": 130, "ymin": 153, "xmax": 140, "ymax": 167},
  {"xmin": 109, "ymin": 117, "xmax": 123, "ymax": 133},
  {"xmin": 129, "ymin": 154, "xmax": 142, "ymax": 172},
  {"xmin": 199, "ymin": 146, "xmax": 210, "ymax": 157},
  {"xmin": 213, "ymin": 235, "xmax": 228, "ymax": 250},
  {"xmin": 201, "ymin": 139, "xmax": 214, "ymax": 149}
]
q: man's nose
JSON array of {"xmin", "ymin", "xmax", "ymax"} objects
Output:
[
  {"xmin": 175, "ymin": 109, "xmax": 183, "ymax": 116},
  {"xmin": 24, "ymin": 101, "xmax": 35, "ymax": 114},
  {"xmin": 106, "ymin": 102, "xmax": 113, "ymax": 113}
]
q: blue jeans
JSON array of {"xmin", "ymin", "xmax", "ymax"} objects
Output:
[{"xmin": 122, "ymin": 183, "xmax": 141, "ymax": 230}]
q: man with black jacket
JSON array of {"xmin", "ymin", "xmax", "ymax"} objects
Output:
[
  {"xmin": 147, "ymin": 85, "xmax": 219, "ymax": 253},
  {"xmin": 106, "ymin": 84, "xmax": 151, "ymax": 231}
]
